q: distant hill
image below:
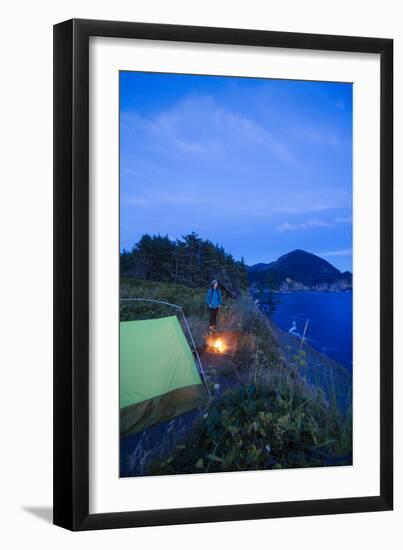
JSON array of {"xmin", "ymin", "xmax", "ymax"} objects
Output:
[{"xmin": 247, "ymin": 249, "xmax": 352, "ymax": 291}]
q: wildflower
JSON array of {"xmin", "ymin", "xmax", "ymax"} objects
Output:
[{"xmin": 265, "ymin": 443, "xmax": 271, "ymax": 453}]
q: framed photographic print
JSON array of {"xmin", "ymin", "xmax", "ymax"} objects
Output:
[{"xmin": 53, "ymin": 19, "xmax": 393, "ymax": 530}]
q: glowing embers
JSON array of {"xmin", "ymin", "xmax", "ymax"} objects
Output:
[
  {"xmin": 206, "ymin": 335, "xmax": 227, "ymax": 354},
  {"xmin": 205, "ymin": 332, "xmax": 240, "ymax": 356},
  {"xmin": 213, "ymin": 338, "xmax": 225, "ymax": 353}
]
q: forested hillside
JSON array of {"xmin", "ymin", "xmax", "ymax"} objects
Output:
[{"xmin": 121, "ymin": 232, "xmax": 248, "ymax": 295}]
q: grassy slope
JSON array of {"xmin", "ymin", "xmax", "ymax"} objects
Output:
[
  {"xmin": 120, "ymin": 277, "xmax": 352, "ymax": 474},
  {"xmin": 120, "ymin": 277, "xmax": 207, "ymax": 318}
]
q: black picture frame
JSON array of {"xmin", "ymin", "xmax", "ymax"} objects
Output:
[{"xmin": 53, "ymin": 18, "xmax": 393, "ymax": 531}]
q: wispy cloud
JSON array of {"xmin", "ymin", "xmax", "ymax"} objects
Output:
[
  {"xmin": 121, "ymin": 95, "xmax": 294, "ymax": 163},
  {"xmin": 126, "ymin": 191, "xmax": 350, "ymax": 221},
  {"xmin": 335, "ymin": 215, "xmax": 352, "ymax": 224},
  {"xmin": 277, "ymin": 218, "xmax": 335, "ymax": 232},
  {"xmin": 223, "ymin": 110, "xmax": 293, "ymax": 163},
  {"xmin": 298, "ymin": 125, "xmax": 345, "ymax": 149},
  {"xmin": 276, "ymin": 213, "xmax": 352, "ymax": 232},
  {"xmin": 317, "ymin": 248, "xmax": 352, "ymax": 257}
]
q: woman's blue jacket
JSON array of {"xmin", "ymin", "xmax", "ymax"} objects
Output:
[{"xmin": 206, "ymin": 287, "xmax": 222, "ymax": 308}]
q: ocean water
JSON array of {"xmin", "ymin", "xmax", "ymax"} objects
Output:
[{"xmin": 270, "ymin": 291, "xmax": 352, "ymax": 371}]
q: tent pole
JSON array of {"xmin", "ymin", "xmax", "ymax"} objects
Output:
[
  {"xmin": 120, "ymin": 297, "xmax": 182, "ymax": 310},
  {"xmin": 179, "ymin": 307, "xmax": 211, "ymax": 399}
]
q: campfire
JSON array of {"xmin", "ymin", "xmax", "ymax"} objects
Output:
[
  {"xmin": 213, "ymin": 338, "xmax": 225, "ymax": 354},
  {"xmin": 206, "ymin": 335, "xmax": 227, "ymax": 354},
  {"xmin": 205, "ymin": 332, "xmax": 240, "ymax": 355}
]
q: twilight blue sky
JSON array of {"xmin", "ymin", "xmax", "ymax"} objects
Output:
[{"xmin": 120, "ymin": 72, "xmax": 353, "ymax": 272}]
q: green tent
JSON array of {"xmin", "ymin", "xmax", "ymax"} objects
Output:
[{"xmin": 120, "ymin": 315, "xmax": 206, "ymax": 437}]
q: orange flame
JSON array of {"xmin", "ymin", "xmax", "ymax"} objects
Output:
[{"xmin": 213, "ymin": 338, "xmax": 225, "ymax": 353}]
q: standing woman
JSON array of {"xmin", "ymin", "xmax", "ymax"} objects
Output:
[{"xmin": 206, "ymin": 279, "xmax": 222, "ymax": 331}]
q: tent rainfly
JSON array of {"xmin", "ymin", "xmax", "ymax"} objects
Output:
[{"xmin": 120, "ymin": 315, "xmax": 206, "ymax": 437}]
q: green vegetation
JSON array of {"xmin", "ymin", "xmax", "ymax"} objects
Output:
[
  {"xmin": 120, "ymin": 278, "xmax": 210, "ymax": 320},
  {"xmin": 121, "ymin": 232, "xmax": 248, "ymax": 295},
  {"xmin": 149, "ymin": 365, "xmax": 352, "ymax": 474}
]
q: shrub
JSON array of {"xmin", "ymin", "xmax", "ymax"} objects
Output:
[
  {"xmin": 149, "ymin": 370, "xmax": 352, "ymax": 475},
  {"xmin": 120, "ymin": 278, "xmax": 207, "ymax": 320}
]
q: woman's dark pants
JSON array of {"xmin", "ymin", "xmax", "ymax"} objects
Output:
[{"xmin": 209, "ymin": 307, "xmax": 219, "ymax": 328}]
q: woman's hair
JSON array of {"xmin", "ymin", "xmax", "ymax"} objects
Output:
[{"xmin": 211, "ymin": 279, "xmax": 218, "ymax": 288}]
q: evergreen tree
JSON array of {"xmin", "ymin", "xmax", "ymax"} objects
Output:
[{"xmin": 120, "ymin": 232, "xmax": 248, "ymax": 294}]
